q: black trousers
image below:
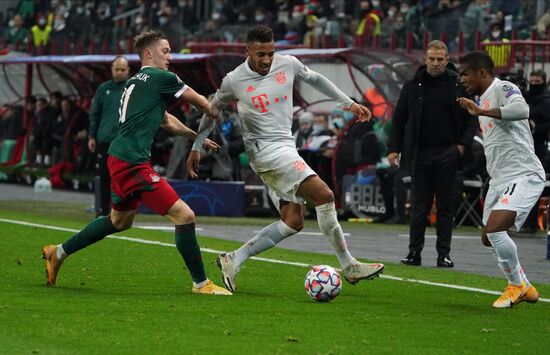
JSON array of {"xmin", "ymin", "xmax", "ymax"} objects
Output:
[
  {"xmin": 95, "ymin": 143, "xmax": 112, "ymax": 216},
  {"xmin": 409, "ymin": 146, "xmax": 460, "ymax": 255}
]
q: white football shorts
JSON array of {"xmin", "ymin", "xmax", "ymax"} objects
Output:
[
  {"xmin": 482, "ymin": 173, "xmax": 545, "ymax": 230},
  {"xmin": 252, "ymin": 144, "xmax": 316, "ymax": 210}
]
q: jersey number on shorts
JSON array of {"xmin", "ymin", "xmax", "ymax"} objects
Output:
[{"xmin": 119, "ymin": 83, "xmax": 136, "ymax": 124}]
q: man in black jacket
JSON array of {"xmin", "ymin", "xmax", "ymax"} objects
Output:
[
  {"xmin": 521, "ymin": 69, "xmax": 550, "ymax": 233},
  {"xmin": 387, "ymin": 40, "xmax": 478, "ymax": 267}
]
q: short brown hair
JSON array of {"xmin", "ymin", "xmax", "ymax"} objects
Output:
[
  {"xmin": 134, "ymin": 30, "xmax": 167, "ymax": 59},
  {"xmin": 426, "ymin": 40, "xmax": 448, "ymax": 55},
  {"xmin": 530, "ymin": 69, "xmax": 547, "ymax": 83}
]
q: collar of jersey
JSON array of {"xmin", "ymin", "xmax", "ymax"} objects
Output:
[{"xmin": 480, "ymin": 77, "xmax": 500, "ymax": 101}]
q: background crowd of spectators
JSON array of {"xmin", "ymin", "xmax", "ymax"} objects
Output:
[{"xmin": 0, "ymin": 0, "xmax": 547, "ymax": 54}]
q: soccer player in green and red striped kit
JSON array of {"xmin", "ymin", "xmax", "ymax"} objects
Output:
[{"xmin": 42, "ymin": 30, "xmax": 231, "ymax": 295}]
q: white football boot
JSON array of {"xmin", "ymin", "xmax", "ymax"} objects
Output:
[
  {"xmin": 343, "ymin": 261, "xmax": 384, "ymax": 284},
  {"xmin": 216, "ymin": 252, "xmax": 240, "ymax": 292}
]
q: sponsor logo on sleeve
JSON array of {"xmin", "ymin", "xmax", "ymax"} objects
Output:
[
  {"xmin": 504, "ymin": 90, "xmax": 521, "ymax": 98},
  {"xmin": 502, "ymin": 84, "xmax": 513, "ymax": 91}
]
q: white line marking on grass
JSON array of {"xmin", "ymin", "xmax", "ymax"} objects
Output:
[
  {"xmin": 255, "ymin": 230, "xmax": 351, "ymax": 237},
  {"xmin": 2, "ymin": 217, "xmax": 549, "ymax": 303},
  {"xmin": 135, "ymin": 225, "xmax": 204, "ymax": 232}
]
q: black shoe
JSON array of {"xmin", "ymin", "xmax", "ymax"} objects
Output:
[
  {"xmin": 437, "ymin": 254, "xmax": 454, "ymax": 267},
  {"xmin": 401, "ymin": 251, "xmax": 421, "ymax": 266}
]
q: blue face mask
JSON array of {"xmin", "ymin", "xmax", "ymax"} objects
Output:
[{"xmin": 343, "ymin": 111, "xmax": 355, "ymax": 121}]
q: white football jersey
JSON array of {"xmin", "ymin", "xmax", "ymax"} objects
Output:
[
  {"xmin": 211, "ymin": 54, "xmax": 352, "ymax": 172},
  {"xmin": 478, "ymin": 78, "xmax": 545, "ymax": 186}
]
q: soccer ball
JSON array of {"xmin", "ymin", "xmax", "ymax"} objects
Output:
[{"xmin": 304, "ymin": 265, "xmax": 342, "ymax": 302}]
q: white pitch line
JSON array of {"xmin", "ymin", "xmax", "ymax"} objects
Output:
[
  {"xmin": 254, "ymin": 230, "xmax": 351, "ymax": 237},
  {"xmin": 1, "ymin": 217, "xmax": 549, "ymax": 303},
  {"xmin": 135, "ymin": 225, "xmax": 204, "ymax": 232}
]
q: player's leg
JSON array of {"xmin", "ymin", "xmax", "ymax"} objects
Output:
[
  {"xmin": 484, "ymin": 177, "xmax": 543, "ymax": 307},
  {"xmin": 484, "ymin": 209, "xmax": 529, "ymax": 308},
  {"xmin": 42, "ymin": 208, "xmax": 134, "ymax": 286},
  {"xmin": 217, "ymin": 201, "xmax": 301, "ymax": 292},
  {"xmin": 297, "ymin": 175, "xmax": 384, "ymax": 284},
  {"xmin": 144, "ymin": 184, "xmax": 230, "ymax": 295}
]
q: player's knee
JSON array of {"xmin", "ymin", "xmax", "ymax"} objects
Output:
[
  {"xmin": 282, "ymin": 215, "xmax": 303, "ymax": 232},
  {"xmin": 110, "ymin": 215, "xmax": 132, "ymax": 231},
  {"xmin": 316, "ymin": 188, "xmax": 334, "ymax": 205},
  {"xmin": 481, "ymin": 232, "xmax": 492, "ymax": 247}
]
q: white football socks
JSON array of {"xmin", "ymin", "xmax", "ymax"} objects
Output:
[
  {"xmin": 316, "ymin": 202, "xmax": 355, "ymax": 270},
  {"xmin": 232, "ymin": 221, "xmax": 297, "ymax": 267},
  {"xmin": 193, "ymin": 279, "xmax": 209, "ymax": 288},
  {"xmin": 485, "ymin": 244, "xmax": 530, "ymax": 286},
  {"xmin": 486, "ymin": 231, "xmax": 523, "ymax": 286},
  {"xmin": 56, "ymin": 244, "xmax": 67, "ymax": 261}
]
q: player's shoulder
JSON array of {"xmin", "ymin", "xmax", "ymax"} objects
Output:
[{"xmin": 495, "ymin": 79, "xmax": 523, "ymax": 98}]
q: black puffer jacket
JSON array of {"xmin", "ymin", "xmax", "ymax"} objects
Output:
[{"xmin": 387, "ymin": 64, "xmax": 478, "ymax": 174}]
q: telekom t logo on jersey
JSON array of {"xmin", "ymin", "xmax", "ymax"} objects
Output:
[{"xmin": 251, "ymin": 94, "xmax": 289, "ymax": 113}]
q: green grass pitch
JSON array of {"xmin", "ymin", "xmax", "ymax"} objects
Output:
[{"xmin": 1, "ymin": 204, "xmax": 550, "ymax": 354}]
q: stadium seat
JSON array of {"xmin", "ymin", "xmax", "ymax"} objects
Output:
[{"xmin": 455, "ymin": 175, "xmax": 486, "ymax": 228}]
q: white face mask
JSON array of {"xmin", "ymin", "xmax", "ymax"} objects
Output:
[
  {"xmin": 38, "ymin": 18, "xmax": 46, "ymax": 26},
  {"xmin": 159, "ymin": 16, "xmax": 168, "ymax": 26},
  {"xmin": 400, "ymin": 6, "xmax": 410, "ymax": 13},
  {"xmin": 491, "ymin": 31, "xmax": 501, "ymax": 38},
  {"xmin": 312, "ymin": 124, "xmax": 324, "ymax": 133},
  {"xmin": 292, "ymin": 12, "xmax": 302, "ymax": 19},
  {"xmin": 255, "ymin": 14, "xmax": 265, "ymax": 22},
  {"xmin": 388, "ymin": 10, "xmax": 395, "ymax": 18},
  {"xmin": 372, "ymin": 0, "xmax": 380, "ymax": 7},
  {"xmin": 212, "ymin": 12, "xmax": 221, "ymax": 20},
  {"xmin": 8, "ymin": 20, "xmax": 15, "ymax": 28}
]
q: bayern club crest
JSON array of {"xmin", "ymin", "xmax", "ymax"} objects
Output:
[{"xmin": 275, "ymin": 71, "xmax": 286, "ymax": 84}]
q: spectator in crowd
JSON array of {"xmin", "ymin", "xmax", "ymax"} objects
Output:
[
  {"xmin": 31, "ymin": 14, "xmax": 52, "ymax": 52},
  {"xmin": 527, "ymin": 69, "xmax": 550, "ymax": 165},
  {"xmin": 50, "ymin": 96, "xmax": 74, "ymax": 164},
  {"xmin": 294, "ymin": 111, "xmax": 314, "ymax": 149},
  {"xmin": 521, "ymin": 69, "xmax": 550, "ymax": 233},
  {"xmin": 0, "ymin": 105, "xmax": 23, "ymax": 141},
  {"xmin": 374, "ymin": 164, "xmax": 408, "ymax": 224},
  {"xmin": 88, "ymin": 56, "xmax": 130, "ymax": 217},
  {"xmin": 387, "ymin": 40, "xmax": 477, "ymax": 267},
  {"xmin": 65, "ymin": 97, "xmax": 90, "ymax": 171},
  {"xmin": 218, "ymin": 110, "xmax": 245, "ymax": 181},
  {"xmin": 7, "ymin": 14, "xmax": 30, "ymax": 47},
  {"xmin": 32, "ymin": 98, "xmax": 52, "ymax": 167},
  {"xmin": 483, "ymin": 22, "xmax": 511, "ymax": 68},
  {"xmin": 355, "ymin": 0, "xmax": 382, "ymax": 47}
]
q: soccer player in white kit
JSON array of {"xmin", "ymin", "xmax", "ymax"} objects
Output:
[
  {"xmin": 457, "ymin": 51, "xmax": 543, "ymax": 308},
  {"xmin": 187, "ymin": 26, "xmax": 384, "ymax": 292}
]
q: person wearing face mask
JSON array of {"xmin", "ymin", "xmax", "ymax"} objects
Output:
[
  {"xmin": 483, "ymin": 23, "xmax": 511, "ymax": 68},
  {"xmin": 31, "ymin": 15, "xmax": 52, "ymax": 50},
  {"xmin": 355, "ymin": 0, "xmax": 381, "ymax": 47},
  {"xmin": 519, "ymin": 69, "xmax": 550, "ymax": 234}
]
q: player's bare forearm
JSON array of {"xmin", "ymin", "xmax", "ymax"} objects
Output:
[
  {"xmin": 180, "ymin": 87, "xmax": 209, "ymax": 112},
  {"xmin": 161, "ymin": 112, "xmax": 197, "ymax": 139},
  {"xmin": 457, "ymin": 97, "xmax": 501, "ymax": 118}
]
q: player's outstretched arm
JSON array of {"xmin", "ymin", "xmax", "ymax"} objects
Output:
[
  {"xmin": 179, "ymin": 87, "xmax": 209, "ymax": 113},
  {"xmin": 161, "ymin": 112, "xmax": 220, "ymax": 150}
]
